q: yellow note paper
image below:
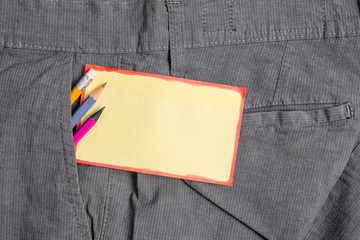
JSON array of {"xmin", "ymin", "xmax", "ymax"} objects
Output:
[{"xmin": 76, "ymin": 65, "xmax": 246, "ymax": 185}]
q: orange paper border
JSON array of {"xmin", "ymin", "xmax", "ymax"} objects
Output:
[{"xmin": 75, "ymin": 64, "xmax": 246, "ymax": 186}]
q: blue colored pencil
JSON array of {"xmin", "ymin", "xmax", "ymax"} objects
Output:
[{"xmin": 72, "ymin": 82, "xmax": 107, "ymax": 128}]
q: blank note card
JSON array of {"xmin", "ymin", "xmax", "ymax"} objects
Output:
[{"xmin": 75, "ymin": 64, "xmax": 246, "ymax": 186}]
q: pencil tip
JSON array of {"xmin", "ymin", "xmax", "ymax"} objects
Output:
[
  {"xmin": 102, "ymin": 82, "xmax": 107, "ymax": 88},
  {"xmin": 92, "ymin": 107, "xmax": 105, "ymax": 121}
]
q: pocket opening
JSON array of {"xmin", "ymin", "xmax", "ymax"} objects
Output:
[{"xmin": 242, "ymin": 102, "xmax": 353, "ymax": 127}]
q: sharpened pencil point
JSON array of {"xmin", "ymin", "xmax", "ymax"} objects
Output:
[
  {"xmin": 102, "ymin": 82, "xmax": 107, "ymax": 88},
  {"xmin": 91, "ymin": 107, "xmax": 105, "ymax": 122}
]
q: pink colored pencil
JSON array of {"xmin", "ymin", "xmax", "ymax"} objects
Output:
[{"xmin": 73, "ymin": 107, "xmax": 105, "ymax": 145}]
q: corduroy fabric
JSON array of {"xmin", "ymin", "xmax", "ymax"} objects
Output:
[{"xmin": 0, "ymin": 1, "xmax": 360, "ymax": 240}]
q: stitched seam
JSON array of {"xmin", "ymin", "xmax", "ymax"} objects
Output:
[
  {"xmin": 49, "ymin": 0, "xmax": 164, "ymax": 4},
  {"xmin": 272, "ymin": 41, "xmax": 288, "ymax": 102},
  {"xmin": 244, "ymin": 114, "xmax": 351, "ymax": 127},
  {"xmin": 184, "ymin": 31, "xmax": 360, "ymax": 48},
  {"xmin": 204, "ymin": 28, "xmax": 321, "ymax": 34},
  {"xmin": 1, "ymin": 32, "xmax": 359, "ymax": 53},
  {"xmin": 186, "ymin": 34, "xmax": 323, "ymax": 47},
  {"xmin": 304, "ymin": 116, "xmax": 355, "ymax": 126},
  {"xmin": 243, "ymin": 117, "xmax": 354, "ymax": 128},
  {"xmin": 244, "ymin": 100, "xmax": 348, "ymax": 109},
  {"xmin": 167, "ymin": 1, "xmax": 184, "ymax": 77},
  {"xmin": 0, "ymin": 42, "xmax": 168, "ymax": 52},
  {"xmin": 229, "ymin": 1, "xmax": 235, "ymax": 31},
  {"xmin": 244, "ymin": 102, "xmax": 350, "ymax": 118},
  {"xmin": 169, "ymin": 5, "xmax": 176, "ymax": 75},
  {"xmin": 322, "ymin": 0, "xmax": 327, "ymax": 37},
  {"xmin": 202, "ymin": 1, "xmax": 206, "ymax": 33},
  {"xmin": 99, "ymin": 170, "xmax": 114, "ymax": 240},
  {"xmin": 58, "ymin": 54, "xmax": 84, "ymax": 239},
  {"xmin": 243, "ymin": 103, "xmax": 354, "ymax": 128},
  {"xmin": 177, "ymin": 3, "xmax": 184, "ymax": 76},
  {"xmin": 206, "ymin": 1, "xmax": 233, "ymax": 5},
  {"xmin": 193, "ymin": 34, "xmax": 323, "ymax": 46}
]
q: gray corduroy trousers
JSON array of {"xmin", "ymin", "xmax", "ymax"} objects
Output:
[{"xmin": 1, "ymin": 0, "xmax": 360, "ymax": 239}]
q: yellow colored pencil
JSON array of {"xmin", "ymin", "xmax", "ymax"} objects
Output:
[{"xmin": 70, "ymin": 68, "xmax": 97, "ymax": 105}]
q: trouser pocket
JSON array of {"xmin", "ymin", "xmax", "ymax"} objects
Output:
[
  {"xmin": 185, "ymin": 102, "xmax": 356, "ymax": 240},
  {"xmin": 0, "ymin": 48, "xmax": 89, "ymax": 239}
]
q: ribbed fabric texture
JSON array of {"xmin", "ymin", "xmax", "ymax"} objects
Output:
[
  {"xmin": 0, "ymin": 1, "xmax": 360, "ymax": 240},
  {"xmin": 242, "ymin": 102, "xmax": 352, "ymax": 126},
  {"xmin": 0, "ymin": 0, "xmax": 360, "ymax": 52},
  {"xmin": 0, "ymin": 49, "xmax": 88, "ymax": 239}
]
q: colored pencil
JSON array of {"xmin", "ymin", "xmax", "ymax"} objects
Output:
[
  {"xmin": 71, "ymin": 82, "xmax": 107, "ymax": 128},
  {"xmin": 70, "ymin": 68, "xmax": 97, "ymax": 105},
  {"xmin": 73, "ymin": 107, "xmax": 105, "ymax": 145}
]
